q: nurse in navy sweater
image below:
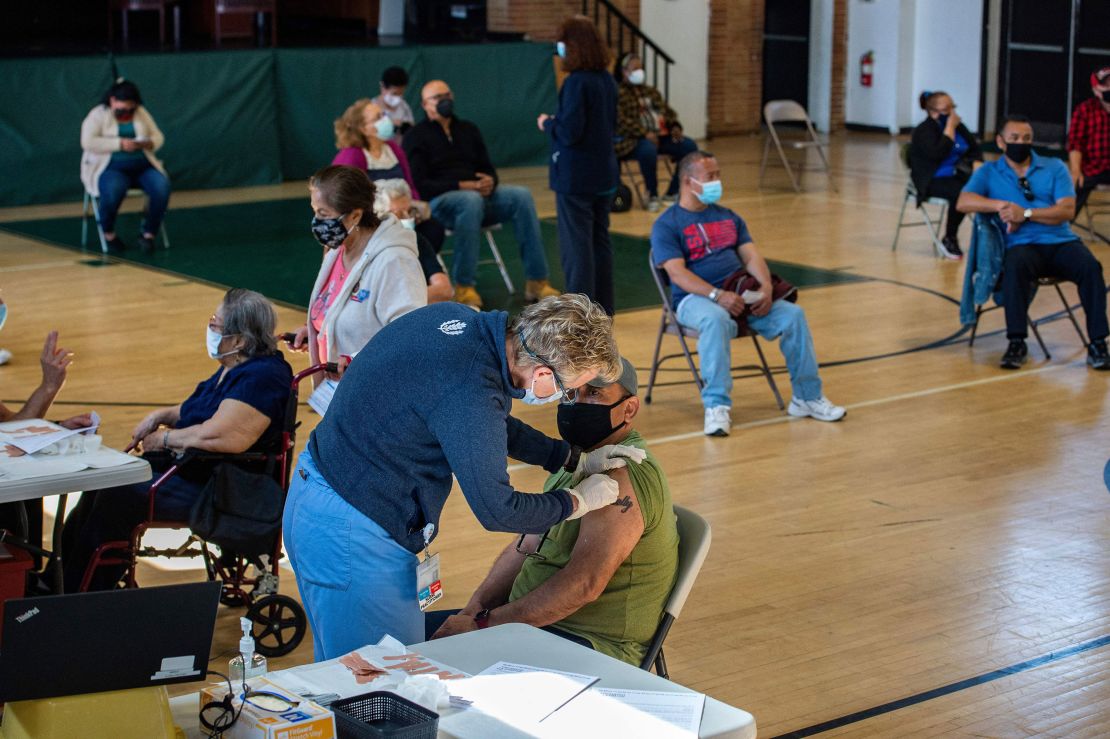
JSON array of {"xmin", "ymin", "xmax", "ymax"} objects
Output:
[
  {"xmin": 539, "ymin": 16, "xmax": 619, "ymax": 315},
  {"xmin": 284, "ymin": 295, "xmax": 645, "ymax": 659}
]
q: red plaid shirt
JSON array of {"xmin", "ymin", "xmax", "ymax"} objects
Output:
[{"xmin": 1067, "ymin": 97, "xmax": 1110, "ymax": 177}]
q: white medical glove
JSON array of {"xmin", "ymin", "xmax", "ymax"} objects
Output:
[
  {"xmin": 565, "ymin": 473, "xmax": 621, "ymax": 520},
  {"xmin": 570, "ymin": 444, "xmax": 648, "ymax": 485}
]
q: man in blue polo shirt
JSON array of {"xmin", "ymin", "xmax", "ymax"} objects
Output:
[
  {"xmin": 651, "ymin": 150, "xmax": 845, "ymax": 436},
  {"xmin": 958, "ymin": 114, "xmax": 1109, "ymax": 370}
]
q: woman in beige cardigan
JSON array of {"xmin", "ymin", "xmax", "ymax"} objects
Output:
[{"xmin": 79, "ymin": 79, "xmax": 169, "ymax": 254}]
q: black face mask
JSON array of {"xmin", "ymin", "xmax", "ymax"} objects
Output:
[
  {"xmin": 1003, "ymin": 142, "xmax": 1032, "ymax": 164},
  {"xmin": 1098, "ymin": 89, "xmax": 1108, "ymax": 103},
  {"xmin": 435, "ymin": 98, "xmax": 455, "ymax": 119},
  {"xmin": 557, "ymin": 396, "xmax": 629, "ymax": 450}
]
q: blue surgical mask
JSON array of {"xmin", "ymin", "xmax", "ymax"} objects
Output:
[
  {"xmin": 628, "ymin": 69, "xmax": 646, "ymax": 86},
  {"xmin": 693, "ymin": 179, "xmax": 722, "ymax": 205},
  {"xmin": 556, "ymin": 41, "xmax": 567, "ymax": 59},
  {"xmin": 206, "ymin": 326, "xmax": 237, "ymax": 360},
  {"xmin": 374, "ymin": 116, "xmax": 395, "ymax": 140},
  {"xmin": 521, "ymin": 372, "xmax": 563, "ymax": 405}
]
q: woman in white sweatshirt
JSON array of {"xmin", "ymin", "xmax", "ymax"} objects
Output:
[
  {"xmin": 288, "ymin": 165, "xmax": 427, "ymax": 385},
  {"xmin": 79, "ymin": 79, "xmax": 169, "ymax": 254}
]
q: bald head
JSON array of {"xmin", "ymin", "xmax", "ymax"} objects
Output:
[{"xmin": 421, "ymin": 80, "xmax": 453, "ymax": 122}]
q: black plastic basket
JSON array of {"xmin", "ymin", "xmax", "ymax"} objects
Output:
[{"xmin": 331, "ymin": 691, "xmax": 439, "ymax": 739}]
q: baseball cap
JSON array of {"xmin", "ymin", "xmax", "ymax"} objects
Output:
[
  {"xmin": 587, "ymin": 356, "xmax": 638, "ymax": 396},
  {"xmin": 1091, "ymin": 67, "xmax": 1110, "ymax": 88}
]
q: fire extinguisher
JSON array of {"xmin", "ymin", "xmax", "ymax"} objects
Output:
[{"xmin": 859, "ymin": 50, "xmax": 874, "ymax": 87}]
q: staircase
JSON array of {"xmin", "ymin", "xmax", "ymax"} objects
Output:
[{"xmin": 580, "ymin": 0, "xmax": 674, "ymax": 103}]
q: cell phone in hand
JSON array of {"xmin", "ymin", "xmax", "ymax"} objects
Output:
[{"xmin": 280, "ymin": 332, "xmax": 298, "ymax": 343}]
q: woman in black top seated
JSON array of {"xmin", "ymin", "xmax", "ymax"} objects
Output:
[
  {"xmin": 61, "ymin": 288, "xmax": 292, "ymax": 592},
  {"xmin": 909, "ymin": 90, "xmax": 983, "ymax": 259}
]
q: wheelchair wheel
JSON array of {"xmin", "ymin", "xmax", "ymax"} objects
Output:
[{"xmin": 247, "ymin": 594, "xmax": 307, "ymax": 658}]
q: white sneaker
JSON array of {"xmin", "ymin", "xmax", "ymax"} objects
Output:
[
  {"xmin": 646, "ymin": 197, "xmax": 661, "ymax": 213},
  {"xmin": 703, "ymin": 406, "xmax": 731, "ymax": 436},
  {"xmin": 0, "ymin": 349, "xmax": 11, "ymax": 366},
  {"xmin": 788, "ymin": 396, "xmax": 846, "ymax": 422}
]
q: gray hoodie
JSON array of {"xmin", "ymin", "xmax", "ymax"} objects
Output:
[{"xmin": 307, "ymin": 214, "xmax": 427, "ymax": 369}]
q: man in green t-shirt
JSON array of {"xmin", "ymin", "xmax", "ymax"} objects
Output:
[{"xmin": 427, "ymin": 358, "xmax": 679, "ymax": 665}]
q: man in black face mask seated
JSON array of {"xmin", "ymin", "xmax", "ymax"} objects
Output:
[
  {"xmin": 402, "ymin": 79, "xmax": 560, "ymax": 309},
  {"xmin": 957, "ymin": 114, "xmax": 1110, "ymax": 370},
  {"xmin": 424, "ymin": 357, "xmax": 679, "ymax": 666}
]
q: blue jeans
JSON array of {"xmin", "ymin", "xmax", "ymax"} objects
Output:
[
  {"xmin": 283, "ymin": 448, "xmax": 424, "ymax": 661},
  {"xmin": 556, "ymin": 192, "xmax": 613, "ymax": 314},
  {"xmin": 430, "ymin": 185, "xmax": 549, "ymax": 286},
  {"xmin": 676, "ymin": 295, "xmax": 823, "ymax": 409},
  {"xmin": 96, "ymin": 157, "xmax": 171, "ymax": 235},
  {"xmin": 622, "ymin": 135, "xmax": 698, "ymax": 197}
]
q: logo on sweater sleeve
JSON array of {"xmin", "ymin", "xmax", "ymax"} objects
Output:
[{"xmin": 439, "ymin": 320, "xmax": 467, "ymax": 335}]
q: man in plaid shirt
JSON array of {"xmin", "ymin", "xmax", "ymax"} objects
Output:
[{"xmin": 1067, "ymin": 66, "xmax": 1110, "ymax": 214}]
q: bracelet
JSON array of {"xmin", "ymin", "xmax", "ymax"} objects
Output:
[{"xmin": 163, "ymin": 429, "xmax": 171, "ymax": 449}]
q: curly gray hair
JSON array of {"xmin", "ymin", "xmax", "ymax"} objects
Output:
[
  {"xmin": 372, "ymin": 178, "xmax": 412, "ymax": 218},
  {"xmin": 508, "ymin": 294, "xmax": 621, "ymax": 384}
]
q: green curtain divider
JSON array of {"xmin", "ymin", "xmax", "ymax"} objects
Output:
[
  {"xmin": 0, "ymin": 55, "xmax": 116, "ymax": 206},
  {"xmin": 0, "ymin": 43, "xmax": 556, "ymax": 208}
]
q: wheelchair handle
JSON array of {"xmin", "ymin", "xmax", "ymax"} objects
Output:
[{"xmin": 291, "ymin": 363, "xmax": 338, "ymax": 390}]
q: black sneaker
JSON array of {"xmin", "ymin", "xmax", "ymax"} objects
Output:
[
  {"xmin": 137, "ymin": 235, "xmax": 155, "ymax": 254},
  {"xmin": 1000, "ymin": 339, "xmax": 1028, "ymax": 369},
  {"xmin": 1088, "ymin": 339, "xmax": 1110, "ymax": 370},
  {"xmin": 938, "ymin": 237, "xmax": 963, "ymax": 260},
  {"xmin": 105, "ymin": 235, "xmax": 127, "ymax": 253}
]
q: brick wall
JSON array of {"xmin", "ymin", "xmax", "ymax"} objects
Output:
[
  {"xmin": 830, "ymin": 0, "xmax": 847, "ymax": 131},
  {"xmin": 488, "ymin": 0, "xmax": 640, "ymax": 42},
  {"xmin": 706, "ymin": 0, "xmax": 765, "ymax": 136}
]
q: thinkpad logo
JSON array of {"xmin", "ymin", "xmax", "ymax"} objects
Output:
[
  {"xmin": 439, "ymin": 320, "xmax": 467, "ymax": 336},
  {"xmin": 15, "ymin": 606, "xmax": 39, "ymax": 624}
]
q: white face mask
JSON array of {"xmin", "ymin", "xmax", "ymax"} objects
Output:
[
  {"xmin": 206, "ymin": 326, "xmax": 236, "ymax": 360},
  {"xmin": 520, "ymin": 371, "xmax": 563, "ymax": 405},
  {"xmin": 382, "ymin": 92, "xmax": 402, "ymax": 107},
  {"xmin": 628, "ymin": 68, "xmax": 646, "ymax": 86}
]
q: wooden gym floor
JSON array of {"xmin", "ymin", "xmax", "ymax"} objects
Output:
[{"xmin": 2, "ymin": 132, "xmax": 1109, "ymax": 736}]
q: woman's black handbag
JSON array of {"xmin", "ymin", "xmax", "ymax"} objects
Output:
[
  {"xmin": 611, "ymin": 183, "xmax": 633, "ymax": 212},
  {"xmin": 188, "ymin": 463, "xmax": 285, "ymax": 556}
]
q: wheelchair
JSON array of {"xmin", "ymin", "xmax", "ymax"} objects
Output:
[{"xmin": 77, "ymin": 362, "xmax": 332, "ymax": 657}]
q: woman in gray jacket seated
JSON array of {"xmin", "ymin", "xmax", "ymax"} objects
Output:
[
  {"xmin": 287, "ymin": 165, "xmax": 427, "ymax": 385},
  {"xmin": 79, "ymin": 79, "xmax": 170, "ymax": 254}
]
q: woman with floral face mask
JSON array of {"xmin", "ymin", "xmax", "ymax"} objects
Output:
[
  {"xmin": 79, "ymin": 78, "xmax": 171, "ymax": 254},
  {"xmin": 285, "ymin": 165, "xmax": 426, "ymax": 386}
]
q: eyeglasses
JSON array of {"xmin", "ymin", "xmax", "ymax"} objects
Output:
[
  {"xmin": 1018, "ymin": 177, "xmax": 1035, "ymax": 202},
  {"xmin": 515, "ymin": 530, "xmax": 551, "ymax": 561},
  {"xmin": 520, "ymin": 336, "xmax": 576, "ymax": 405}
]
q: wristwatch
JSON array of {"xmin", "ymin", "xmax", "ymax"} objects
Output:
[
  {"xmin": 474, "ymin": 609, "xmax": 492, "ymax": 629},
  {"xmin": 563, "ymin": 445, "xmax": 582, "ymax": 473},
  {"xmin": 1023, "ymin": 207, "xmax": 1033, "ymax": 221},
  {"xmin": 707, "ymin": 288, "xmax": 720, "ymax": 303}
]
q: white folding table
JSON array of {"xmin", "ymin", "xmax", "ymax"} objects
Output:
[{"xmin": 170, "ymin": 623, "xmax": 756, "ymax": 738}]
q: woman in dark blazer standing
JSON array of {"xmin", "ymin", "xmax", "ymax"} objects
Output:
[
  {"xmin": 909, "ymin": 90, "xmax": 983, "ymax": 259},
  {"xmin": 538, "ymin": 15, "xmax": 618, "ymax": 315}
]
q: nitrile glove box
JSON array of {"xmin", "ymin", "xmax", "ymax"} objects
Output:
[{"xmin": 201, "ymin": 677, "xmax": 335, "ymax": 739}]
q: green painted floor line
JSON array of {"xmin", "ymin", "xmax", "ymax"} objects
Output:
[{"xmin": 2, "ymin": 199, "xmax": 867, "ymax": 314}]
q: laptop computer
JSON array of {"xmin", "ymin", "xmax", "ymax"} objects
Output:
[{"xmin": 0, "ymin": 581, "xmax": 220, "ymax": 702}]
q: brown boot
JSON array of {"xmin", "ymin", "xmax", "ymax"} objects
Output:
[
  {"xmin": 453, "ymin": 284, "xmax": 483, "ymax": 308},
  {"xmin": 524, "ymin": 279, "xmax": 560, "ymax": 302}
]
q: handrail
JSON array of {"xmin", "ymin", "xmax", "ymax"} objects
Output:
[{"xmin": 581, "ymin": 0, "xmax": 674, "ymax": 102}]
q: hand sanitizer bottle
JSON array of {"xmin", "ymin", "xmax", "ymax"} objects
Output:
[{"xmin": 229, "ymin": 617, "xmax": 268, "ymax": 682}]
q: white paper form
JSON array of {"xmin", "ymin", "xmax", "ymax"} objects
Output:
[
  {"xmin": 0, "ymin": 419, "xmax": 98, "ymax": 455},
  {"xmin": 446, "ymin": 661, "xmax": 599, "ymax": 728},
  {"xmin": 537, "ymin": 687, "xmax": 705, "ymax": 738},
  {"xmin": 307, "ymin": 379, "xmax": 338, "ymax": 416}
]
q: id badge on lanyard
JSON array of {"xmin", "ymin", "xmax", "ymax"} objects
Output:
[{"xmin": 416, "ymin": 523, "xmax": 443, "ymax": 611}]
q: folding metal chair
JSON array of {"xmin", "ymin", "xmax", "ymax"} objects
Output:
[
  {"xmin": 619, "ymin": 152, "xmax": 677, "ymax": 210},
  {"xmin": 891, "ymin": 143, "xmax": 950, "ymax": 257},
  {"xmin": 639, "ymin": 505, "xmax": 711, "ymax": 680},
  {"xmin": 1079, "ymin": 183, "xmax": 1110, "ymax": 245},
  {"xmin": 644, "ymin": 252, "xmax": 785, "ymax": 410},
  {"xmin": 969, "ymin": 277, "xmax": 1089, "ymax": 360},
  {"xmin": 440, "ymin": 223, "xmax": 514, "ymax": 294},
  {"xmin": 82, "ymin": 189, "xmax": 171, "ymax": 254},
  {"xmin": 759, "ymin": 100, "xmax": 836, "ymax": 193}
]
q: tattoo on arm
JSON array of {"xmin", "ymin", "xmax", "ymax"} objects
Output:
[{"xmin": 612, "ymin": 495, "xmax": 633, "ymax": 513}]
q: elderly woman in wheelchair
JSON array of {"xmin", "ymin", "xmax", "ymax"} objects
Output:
[{"xmin": 61, "ymin": 288, "xmax": 293, "ymax": 593}]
